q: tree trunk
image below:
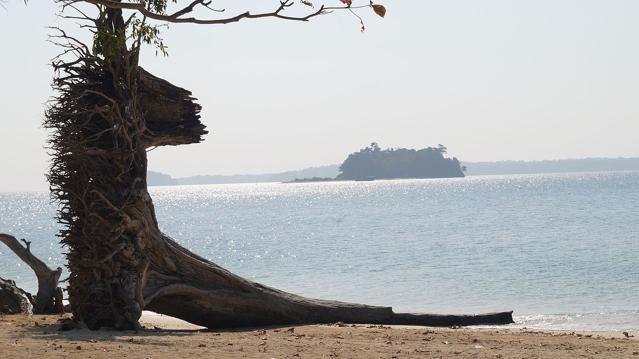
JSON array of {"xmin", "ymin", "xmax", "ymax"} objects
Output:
[
  {"xmin": 142, "ymin": 232, "xmax": 514, "ymax": 328},
  {"xmin": 45, "ymin": 10, "xmax": 514, "ymax": 330},
  {"xmin": 98, "ymin": 169, "xmax": 514, "ymax": 329},
  {"xmin": 0, "ymin": 234, "xmax": 64, "ymax": 314}
]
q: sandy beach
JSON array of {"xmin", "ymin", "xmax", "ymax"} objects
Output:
[{"xmin": 1, "ymin": 313, "xmax": 637, "ymax": 358}]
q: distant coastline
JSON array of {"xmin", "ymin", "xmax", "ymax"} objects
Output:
[
  {"xmin": 285, "ymin": 177, "xmax": 336, "ymax": 183},
  {"xmin": 150, "ymin": 142, "xmax": 467, "ymax": 185},
  {"xmin": 148, "ymin": 157, "xmax": 639, "ymax": 186},
  {"xmin": 148, "ymin": 164, "xmax": 340, "ymax": 186},
  {"xmin": 463, "ymin": 157, "xmax": 639, "ymax": 176}
]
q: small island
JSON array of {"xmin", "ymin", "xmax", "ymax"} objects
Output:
[{"xmin": 289, "ymin": 143, "xmax": 466, "ymax": 182}]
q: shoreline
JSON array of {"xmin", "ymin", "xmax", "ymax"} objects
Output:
[
  {"xmin": 1, "ymin": 314, "xmax": 637, "ymax": 358},
  {"xmin": 140, "ymin": 310, "xmax": 639, "ymax": 333},
  {"xmin": 140, "ymin": 311, "xmax": 639, "ymax": 339}
]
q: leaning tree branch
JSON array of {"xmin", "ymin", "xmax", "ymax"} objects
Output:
[
  {"xmin": 63, "ymin": 0, "xmax": 371, "ymax": 25},
  {"xmin": 0, "ymin": 233, "xmax": 64, "ymax": 314}
]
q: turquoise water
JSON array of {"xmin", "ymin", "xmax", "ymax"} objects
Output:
[{"xmin": 1, "ymin": 172, "xmax": 638, "ymax": 330}]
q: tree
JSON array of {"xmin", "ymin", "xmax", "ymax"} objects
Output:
[{"xmin": 17, "ymin": 0, "xmax": 514, "ymax": 330}]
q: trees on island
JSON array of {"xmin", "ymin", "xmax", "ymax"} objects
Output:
[
  {"xmin": 337, "ymin": 143, "xmax": 465, "ymax": 180},
  {"xmin": 1, "ymin": 0, "xmax": 514, "ymax": 330}
]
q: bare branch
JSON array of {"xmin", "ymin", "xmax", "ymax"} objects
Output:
[
  {"xmin": 169, "ymin": 0, "xmax": 206, "ymax": 19},
  {"xmin": 65, "ymin": 0, "xmax": 369, "ymax": 25},
  {"xmin": 19, "ymin": 238, "xmax": 31, "ymax": 252}
]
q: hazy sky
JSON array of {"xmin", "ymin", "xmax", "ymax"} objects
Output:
[{"xmin": 2, "ymin": 0, "xmax": 639, "ymax": 191}]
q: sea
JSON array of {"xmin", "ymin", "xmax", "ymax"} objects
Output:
[{"xmin": 1, "ymin": 171, "xmax": 638, "ymax": 331}]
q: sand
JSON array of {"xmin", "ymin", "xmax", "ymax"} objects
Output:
[{"xmin": 1, "ymin": 313, "xmax": 637, "ymax": 358}]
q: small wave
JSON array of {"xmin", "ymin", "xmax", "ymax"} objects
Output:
[{"xmin": 511, "ymin": 311, "xmax": 639, "ymax": 331}]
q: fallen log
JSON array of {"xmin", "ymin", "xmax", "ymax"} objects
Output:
[
  {"xmin": 0, "ymin": 234, "xmax": 64, "ymax": 314},
  {"xmin": 143, "ymin": 236, "xmax": 515, "ymax": 329},
  {"xmin": 0, "ymin": 277, "xmax": 33, "ymax": 314}
]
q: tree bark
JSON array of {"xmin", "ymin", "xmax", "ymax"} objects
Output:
[{"xmin": 0, "ymin": 234, "xmax": 64, "ymax": 314}]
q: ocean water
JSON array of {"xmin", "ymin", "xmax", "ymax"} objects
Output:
[{"xmin": 1, "ymin": 171, "xmax": 638, "ymax": 331}]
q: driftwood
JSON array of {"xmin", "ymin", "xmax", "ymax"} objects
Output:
[
  {"xmin": 0, "ymin": 277, "xmax": 33, "ymax": 314},
  {"xmin": 42, "ymin": 8, "xmax": 514, "ymax": 330},
  {"xmin": 0, "ymin": 234, "xmax": 64, "ymax": 314}
]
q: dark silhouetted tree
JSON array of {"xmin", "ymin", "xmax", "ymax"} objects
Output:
[
  {"xmin": 337, "ymin": 143, "xmax": 465, "ymax": 180},
  {"xmin": 10, "ymin": 0, "xmax": 514, "ymax": 330}
]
